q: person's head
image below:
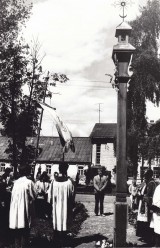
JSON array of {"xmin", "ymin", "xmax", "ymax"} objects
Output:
[
  {"xmin": 37, "ymin": 166, "xmax": 41, "ymax": 174},
  {"xmin": 59, "ymin": 162, "xmax": 69, "ymax": 176},
  {"xmin": 18, "ymin": 164, "xmax": 31, "ymax": 177},
  {"xmin": 132, "ymin": 179, "xmax": 136, "ymax": 186},
  {"xmin": 54, "ymin": 172, "xmax": 58, "ymax": 179},
  {"xmin": 4, "ymin": 167, "xmax": 12, "ymax": 177},
  {"xmin": 98, "ymin": 167, "xmax": 103, "ymax": 177},
  {"xmin": 144, "ymin": 169, "xmax": 153, "ymax": 182},
  {"xmin": 40, "ymin": 171, "xmax": 49, "ymax": 182}
]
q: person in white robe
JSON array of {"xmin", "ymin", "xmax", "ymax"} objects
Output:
[
  {"xmin": 136, "ymin": 169, "xmax": 156, "ymax": 246},
  {"xmin": 9, "ymin": 165, "xmax": 35, "ymax": 248},
  {"xmin": 151, "ymin": 183, "xmax": 160, "ymax": 247},
  {"xmin": 48, "ymin": 162, "xmax": 74, "ymax": 246}
]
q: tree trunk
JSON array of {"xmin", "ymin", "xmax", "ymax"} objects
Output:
[
  {"xmin": 12, "ymin": 57, "xmax": 17, "ymax": 176},
  {"xmin": 141, "ymin": 155, "xmax": 144, "ymax": 182},
  {"xmin": 21, "ymin": 61, "xmax": 36, "ymax": 163}
]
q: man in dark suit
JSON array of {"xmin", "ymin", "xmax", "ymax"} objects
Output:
[{"xmin": 93, "ymin": 167, "xmax": 108, "ymax": 216}]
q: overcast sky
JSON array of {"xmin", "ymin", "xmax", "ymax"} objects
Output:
[{"xmin": 23, "ymin": 0, "xmax": 159, "ymax": 137}]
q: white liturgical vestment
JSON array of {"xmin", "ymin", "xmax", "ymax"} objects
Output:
[
  {"xmin": 9, "ymin": 176, "xmax": 35, "ymax": 229},
  {"xmin": 48, "ymin": 178, "xmax": 74, "ymax": 231},
  {"xmin": 152, "ymin": 184, "xmax": 160, "ymax": 234}
]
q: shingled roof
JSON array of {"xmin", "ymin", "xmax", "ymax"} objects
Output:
[
  {"xmin": 0, "ymin": 136, "xmax": 92, "ymax": 164},
  {"xmin": 90, "ymin": 123, "xmax": 117, "ymax": 141}
]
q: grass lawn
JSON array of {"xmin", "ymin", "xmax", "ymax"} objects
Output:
[{"xmin": 0, "ymin": 201, "xmax": 88, "ymax": 248}]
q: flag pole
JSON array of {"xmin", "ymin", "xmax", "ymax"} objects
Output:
[{"xmin": 62, "ymin": 150, "xmax": 65, "ymax": 162}]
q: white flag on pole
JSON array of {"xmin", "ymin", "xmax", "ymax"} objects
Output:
[{"xmin": 38, "ymin": 102, "xmax": 75, "ymax": 153}]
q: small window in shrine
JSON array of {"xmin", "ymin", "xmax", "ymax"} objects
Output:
[{"xmin": 121, "ymin": 34, "xmax": 126, "ymax": 42}]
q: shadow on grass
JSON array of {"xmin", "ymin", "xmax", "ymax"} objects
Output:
[
  {"xmin": 72, "ymin": 233, "xmax": 108, "ymax": 247},
  {"xmin": 104, "ymin": 212, "xmax": 113, "ymax": 216},
  {"xmin": 29, "ymin": 201, "xmax": 89, "ymax": 248},
  {"xmin": 28, "ymin": 237, "xmax": 152, "ymax": 248}
]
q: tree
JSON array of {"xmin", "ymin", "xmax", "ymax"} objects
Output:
[
  {"xmin": 0, "ymin": 1, "xmax": 32, "ymax": 174},
  {"xmin": 0, "ymin": 40, "xmax": 69, "ymax": 173},
  {"xmin": 0, "ymin": 2, "xmax": 69, "ymax": 174},
  {"xmin": 0, "ymin": 0, "xmax": 32, "ymax": 46},
  {"xmin": 145, "ymin": 120, "xmax": 160, "ymax": 164},
  {"xmin": 0, "ymin": 43, "xmax": 30, "ymax": 173},
  {"xmin": 127, "ymin": 0, "xmax": 160, "ymax": 177},
  {"xmin": 19, "ymin": 40, "xmax": 69, "ymax": 164}
]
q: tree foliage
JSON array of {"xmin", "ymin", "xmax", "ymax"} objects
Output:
[
  {"xmin": 0, "ymin": 40, "xmax": 69, "ymax": 171},
  {"xmin": 127, "ymin": 0, "xmax": 160, "ymax": 175},
  {"xmin": 0, "ymin": 1, "xmax": 69, "ymax": 173},
  {"xmin": 146, "ymin": 120, "xmax": 160, "ymax": 163},
  {"xmin": 0, "ymin": 0, "xmax": 32, "ymax": 172}
]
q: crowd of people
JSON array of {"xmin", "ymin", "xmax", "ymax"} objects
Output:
[
  {"xmin": 0, "ymin": 162, "xmax": 75, "ymax": 248},
  {"xmin": 0, "ymin": 164, "xmax": 110, "ymax": 247},
  {"xmin": 1, "ymin": 163, "xmax": 160, "ymax": 247},
  {"xmin": 129, "ymin": 169, "xmax": 160, "ymax": 247}
]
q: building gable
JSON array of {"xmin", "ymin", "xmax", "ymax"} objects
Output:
[{"xmin": 90, "ymin": 123, "xmax": 117, "ymax": 144}]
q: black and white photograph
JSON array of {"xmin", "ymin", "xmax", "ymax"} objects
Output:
[{"xmin": 0, "ymin": 0, "xmax": 160, "ymax": 247}]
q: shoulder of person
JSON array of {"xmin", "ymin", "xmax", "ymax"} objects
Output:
[
  {"xmin": 148, "ymin": 179, "xmax": 157, "ymax": 187},
  {"xmin": 154, "ymin": 183, "xmax": 160, "ymax": 190},
  {"xmin": 28, "ymin": 178, "xmax": 34, "ymax": 185},
  {"xmin": 94, "ymin": 175, "xmax": 99, "ymax": 181},
  {"xmin": 103, "ymin": 175, "xmax": 108, "ymax": 179},
  {"xmin": 68, "ymin": 176, "xmax": 74, "ymax": 183}
]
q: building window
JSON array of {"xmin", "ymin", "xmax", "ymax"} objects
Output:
[
  {"xmin": 78, "ymin": 166, "xmax": 84, "ymax": 176},
  {"xmin": 96, "ymin": 144, "xmax": 101, "ymax": 164},
  {"xmin": 153, "ymin": 167, "xmax": 160, "ymax": 178},
  {"xmin": 151, "ymin": 160, "xmax": 155, "ymax": 165},
  {"xmin": 46, "ymin": 164, "xmax": 51, "ymax": 175},
  {"xmin": 0, "ymin": 163, "xmax": 5, "ymax": 172}
]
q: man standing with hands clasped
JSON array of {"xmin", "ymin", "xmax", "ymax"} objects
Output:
[{"xmin": 93, "ymin": 166, "xmax": 108, "ymax": 216}]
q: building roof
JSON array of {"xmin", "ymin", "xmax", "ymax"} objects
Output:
[
  {"xmin": 90, "ymin": 123, "xmax": 117, "ymax": 139},
  {"xmin": 34, "ymin": 136, "xmax": 92, "ymax": 163},
  {"xmin": 0, "ymin": 136, "xmax": 92, "ymax": 164},
  {"xmin": 116, "ymin": 21, "xmax": 132, "ymax": 35}
]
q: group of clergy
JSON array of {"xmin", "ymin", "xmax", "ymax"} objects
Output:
[{"xmin": 4, "ymin": 162, "xmax": 75, "ymax": 248}]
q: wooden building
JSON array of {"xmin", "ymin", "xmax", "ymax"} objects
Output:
[
  {"xmin": 0, "ymin": 123, "xmax": 118, "ymax": 177},
  {"xmin": 90, "ymin": 123, "xmax": 117, "ymax": 172},
  {"xmin": 0, "ymin": 136, "xmax": 92, "ymax": 178}
]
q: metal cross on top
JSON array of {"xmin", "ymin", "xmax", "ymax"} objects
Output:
[{"xmin": 113, "ymin": 0, "xmax": 134, "ymax": 21}]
